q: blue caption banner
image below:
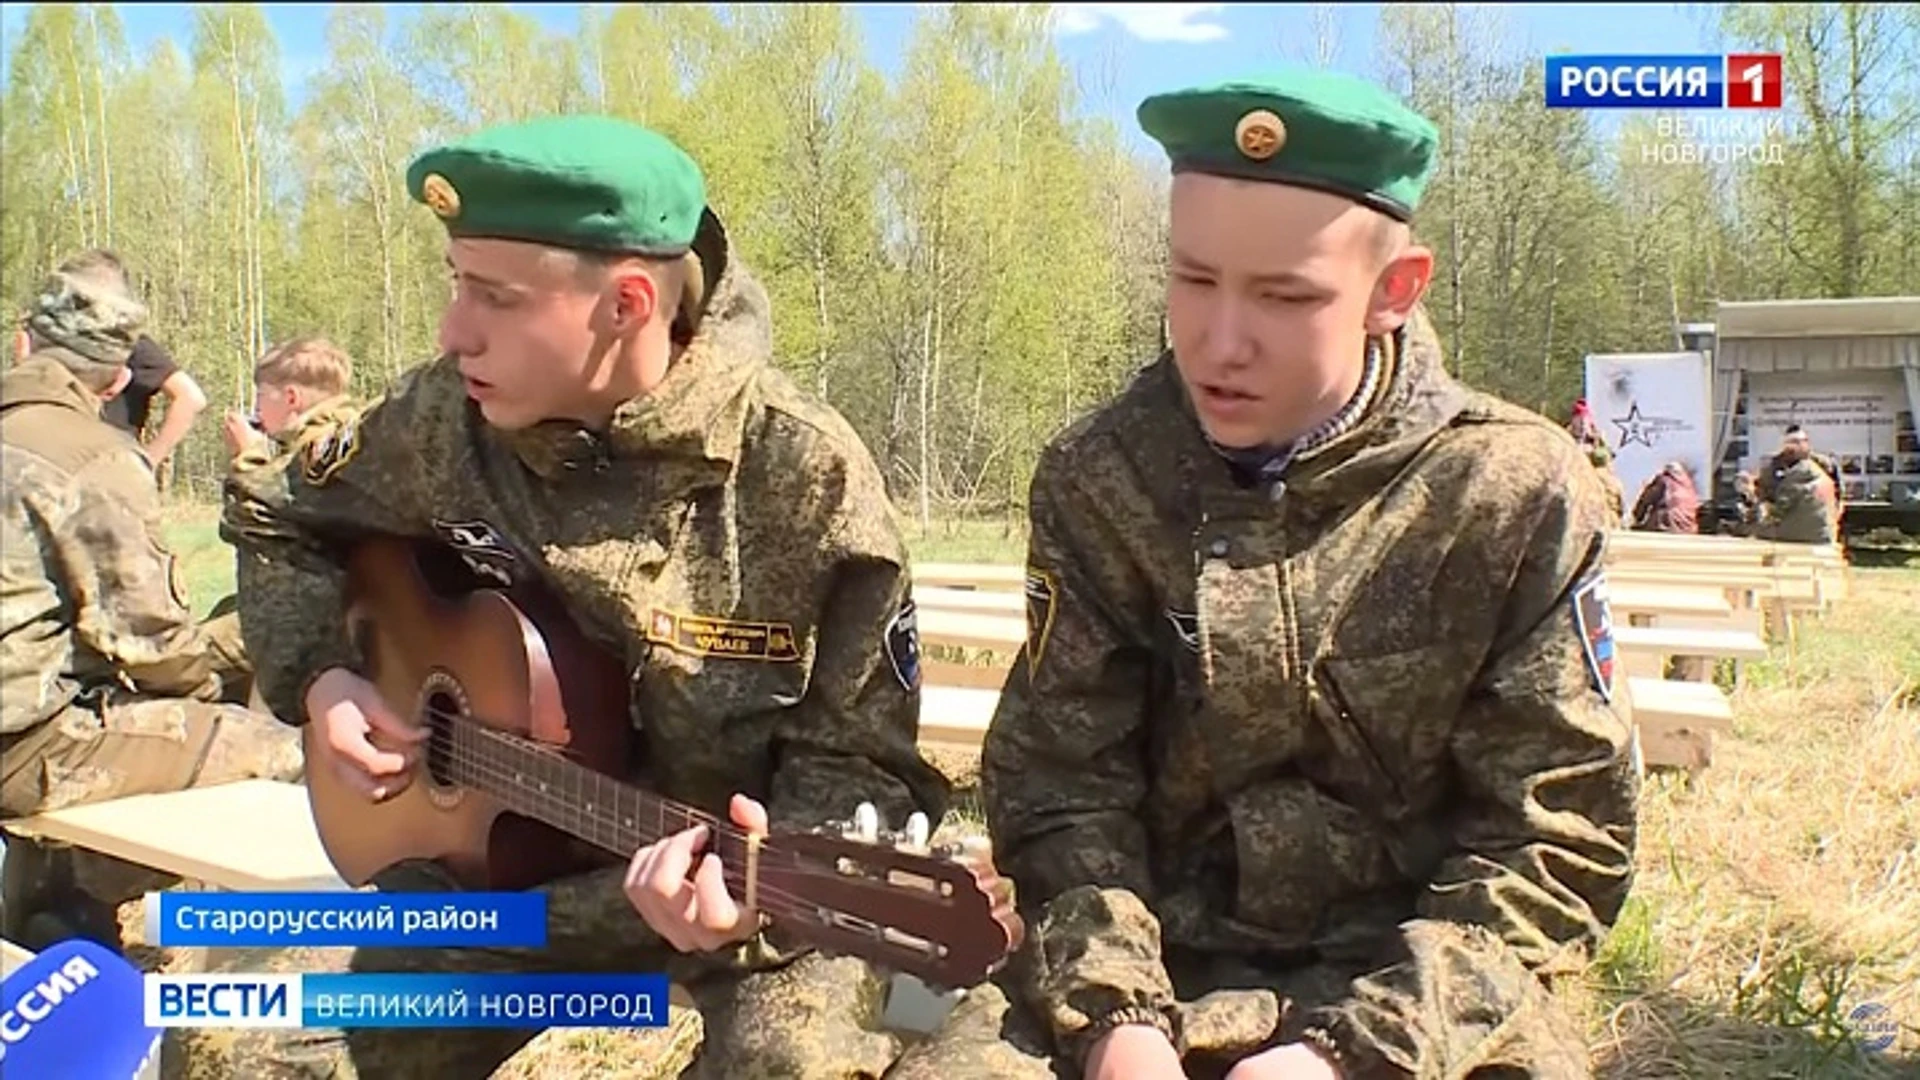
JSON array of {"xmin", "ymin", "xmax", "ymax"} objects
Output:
[
  {"xmin": 1545, "ymin": 54, "xmax": 1726, "ymax": 109},
  {"xmin": 302, "ymin": 973, "xmax": 671, "ymax": 1028},
  {"xmin": 145, "ymin": 892, "xmax": 548, "ymax": 948}
]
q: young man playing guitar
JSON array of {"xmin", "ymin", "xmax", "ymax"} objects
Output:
[{"xmin": 207, "ymin": 116, "xmax": 964, "ymax": 1078}]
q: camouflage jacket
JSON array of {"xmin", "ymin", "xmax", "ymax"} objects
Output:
[
  {"xmin": 983, "ymin": 316, "xmax": 1638, "ymax": 1072},
  {"xmin": 1756, "ymin": 455, "xmax": 1837, "ymax": 544},
  {"xmin": 229, "ymin": 394, "xmax": 363, "ymax": 475},
  {"xmin": 1, "ymin": 355, "xmax": 224, "ymax": 734},
  {"xmin": 221, "ymin": 252, "xmax": 949, "ymax": 842}
]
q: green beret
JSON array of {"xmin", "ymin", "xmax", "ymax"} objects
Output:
[
  {"xmin": 406, "ymin": 115, "xmax": 707, "ymax": 256},
  {"xmin": 1138, "ymin": 68, "xmax": 1439, "ymax": 221}
]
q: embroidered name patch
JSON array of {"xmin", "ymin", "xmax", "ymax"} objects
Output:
[
  {"xmin": 301, "ymin": 417, "xmax": 361, "ymax": 487},
  {"xmin": 1572, "ymin": 572, "xmax": 1615, "ymax": 703},
  {"xmin": 648, "ymin": 610, "xmax": 800, "ymax": 662},
  {"xmin": 1025, "ymin": 566, "xmax": 1058, "ymax": 671},
  {"xmin": 886, "ymin": 599, "xmax": 921, "ymax": 691}
]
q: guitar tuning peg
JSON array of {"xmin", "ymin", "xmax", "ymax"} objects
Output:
[
  {"xmin": 842, "ymin": 801, "xmax": 880, "ymax": 844},
  {"xmin": 895, "ymin": 811, "xmax": 930, "ymax": 851}
]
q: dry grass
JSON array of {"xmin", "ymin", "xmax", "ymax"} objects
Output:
[{"xmin": 1578, "ymin": 566, "xmax": 1920, "ymax": 1077}]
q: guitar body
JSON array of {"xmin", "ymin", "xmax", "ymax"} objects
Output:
[
  {"xmin": 301, "ymin": 535, "xmax": 1023, "ymax": 988},
  {"xmin": 305, "ymin": 536, "xmax": 633, "ymax": 890}
]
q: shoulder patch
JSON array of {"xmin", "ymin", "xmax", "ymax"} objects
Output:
[
  {"xmin": 885, "ymin": 599, "xmax": 921, "ymax": 692},
  {"xmin": 1025, "ymin": 566, "xmax": 1058, "ymax": 671},
  {"xmin": 301, "ymin": 416, "xmax": 362, "ymax": 487},
  {"xmin": 1572, "ymin": 573, "xmax": 1615, "ymax": 703},
  {"xmin": 647, "ymin": 610, "xmax": 801, "ymax": 663},
  {"xmin": 1165, "ymin": 609, "xmax": 1200, "ymax": 653}
]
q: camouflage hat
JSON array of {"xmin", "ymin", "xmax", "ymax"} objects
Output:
[
  {"xmin": 24, "ymin": 268, "xmax": 148, "ymax": 366},
  {"xmin": 405, "ymin": 115, "xmax": 709, "ymax": 257},
  {"xmin": 1137, "ymin": 68, "xmax": 1440, "ymax": 221}
]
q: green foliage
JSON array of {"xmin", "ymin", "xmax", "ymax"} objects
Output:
[{"xmin": 3, "ymin": 2, "xmax": 1913, "ymax": 509}]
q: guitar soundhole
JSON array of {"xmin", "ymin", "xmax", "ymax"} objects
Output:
[
  {"xmin": 415, "ymin": 670, "xmax": 469, "ymax": 806},
  {"xmin": 423, "ymin": 688, "xmax": 459, "ymax": 788}
]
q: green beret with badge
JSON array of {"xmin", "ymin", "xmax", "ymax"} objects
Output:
[
  {"xmin": 1137, "ymin": 67, "xmax": 1441, "ymax": 221},
  {"xmin": 405, "ymin": 114, "xmax": 709, "ymax": 256}
]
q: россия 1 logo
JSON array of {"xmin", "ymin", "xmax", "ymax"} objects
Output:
[{"xmin": 1545, "ymin": 54, "xmax": 1782, "ymax": 109}]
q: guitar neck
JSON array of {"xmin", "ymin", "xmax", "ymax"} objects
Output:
[{"xmin": 447, "ymin": 718, "xmax": 745, "ymax": 867}]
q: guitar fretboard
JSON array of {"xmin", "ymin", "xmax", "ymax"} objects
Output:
[{"xmin": 441, "ymin": 716, "xmax": 774, "ymax": 886}]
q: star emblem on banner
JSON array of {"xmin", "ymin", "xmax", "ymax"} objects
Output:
[{"xmin": 1613, "ymin": 403, "xmax": 1656, "ymax": 449}]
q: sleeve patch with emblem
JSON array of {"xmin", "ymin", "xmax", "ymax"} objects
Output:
[
  {"xmin": 1024, "ymin": 566, "xmax": 1058, "ymax": 671},
  {"xmin": 885, "ymin": 599, "xmax": 921, "ymax": 692},
  {"xmin": 647, "ymin": 610, "xmax": 801, "ymax": 662},
  {"xmin": 1572, "ymin": 572, "xmax": 1615, "ymax": 703},
  {"xmin": 302, "ymin": 417, "xmax": 362, "ymax": 487}
]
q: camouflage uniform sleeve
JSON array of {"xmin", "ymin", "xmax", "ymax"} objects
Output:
[
  {"xmin": 762, "ymin": 431, "xmax": 949, "ymax": 834},
  {"xmin": 1300, "ymin": 444, "xmax": 1639, "ymax": 1076},
  {"xmin": 56, "ymin": 448, "xmax": 222, "ymax": 701},
  {"xmin": 981, "ymin": 440, "xmax": 1181, "ymax": 1065},
  {"xmin": 220, "ymin": 365, "xmax": 438, "ymax": 724}
]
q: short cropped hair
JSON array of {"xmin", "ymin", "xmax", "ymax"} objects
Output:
[{"xmin": 255, "ymin": 336, "xmax": 353, "ymax": 398}]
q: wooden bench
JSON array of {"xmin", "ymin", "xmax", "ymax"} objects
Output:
[
  {"xmin": 918, "ymin": 686, "xmax": 1000, "ymax": 750},
  {"xmin": 1, "ymin": 936, "xmax": 32, "ymax": 978},
  {"xmin": 1621, "ymin": 676, "xmax": 1735, "ymax": 771},
  {"xmin": 913, "ymin": 563, "xmax": 1025, "ymax": 592},
  {"xmin": 0, "ymin": 780, "xmax": 348, "ymax": 895}
]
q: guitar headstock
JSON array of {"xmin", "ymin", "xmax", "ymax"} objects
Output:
[{"xmin": 759, "ymin": 808, "xmax": 1023, "ymax": 991}]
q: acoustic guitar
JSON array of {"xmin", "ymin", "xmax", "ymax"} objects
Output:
[{"xmin": 302, "ymin": 535, "xmax": 1021, "ymax": 990}]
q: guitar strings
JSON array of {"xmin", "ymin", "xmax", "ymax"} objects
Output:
[{"xmin": 400, "ymin": 706, "xmax": 914, "ymax": 926}]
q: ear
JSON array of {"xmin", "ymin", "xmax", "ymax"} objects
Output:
[
  {"xmin": 1364, "ymin": 244, "xmax": 1434, "ymax": 336},
  {"xmin": 610, "ymin": 269, "xmax": 660, "ymax": 334}
]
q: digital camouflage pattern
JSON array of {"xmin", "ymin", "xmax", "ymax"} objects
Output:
[
  {"xmin": 214, "ymin": 240, "xmax": 950, "ymax": 1075},
  {"xmin": 186, "ymin": 859, "xmax": 904, "ymax": 1079},
  {"xmin": 906, "ymin": 312, "xmax": 1637, "ymax": 1077},
  {"xmin": 0, "ymin": 353, "xmax": 301, "ymax": 928}
]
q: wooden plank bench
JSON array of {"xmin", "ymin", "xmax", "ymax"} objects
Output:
[
  {"xmin": 0, "ymin": 780, "xmax": 348, "ymax": 895},
  {"xmin": 1613, "ymin": 624, "xmax": 1769, "ymax": 681},
  {"xmin": 915, "ymin": 585, "xmax": 1025, "ymax": 616},
  {"xmin": 1622, "ymin": 676, "xmax": 1735, "ymax": 771},
  {"xmin": 1, "ymin": 936, "xmax": 33, "ymax": 978},
  {"xmin": 917, "ymin": 608, "xmax": 1026, "ymax": 652},
  {"xmin": 919, "ymin": 686, "xmax": 1000, "ymax": 750},
  {"xmin": 913, "ymin": 563, "xmax": 1025, "ymax": 592}
]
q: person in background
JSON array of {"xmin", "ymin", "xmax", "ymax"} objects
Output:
[
  {"xmin": 204, "ymin": 336, "xmax": 364, "ymax": 710},
  {"xmin": 1631, "ymin": 461, "xmax": 1700, "ymax": 535},
  {"xmin": 10, "ymin": 251, "xmax": 210, "ymax": 471},
  {"xmin": 1590, "ymin": 444, "xmax": 1626, "ymax": 526},
  {"xmin": 1756, "ymin": 426, "xmax": 1840, "ymax": 545},
  {"xmin": 1568, "ymin": 397, "xmax": 1606, "ymax": 453},
  {"xmin": 891, "ymin": 68, "xmax": 1636, "ymax": 1080},
  {"xmin": 0, "ymin": 254, "xmax": 301, "ymax": 952}
]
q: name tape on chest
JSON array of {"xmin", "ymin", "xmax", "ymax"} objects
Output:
[{"xmin": 648, "ymin": 609, "xmax": 801, "ymax": 663}]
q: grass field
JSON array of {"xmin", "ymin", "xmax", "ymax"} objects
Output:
[{"xmin": 149, "ymin": 500, "xmax": 1919, "ymax": 1077}]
